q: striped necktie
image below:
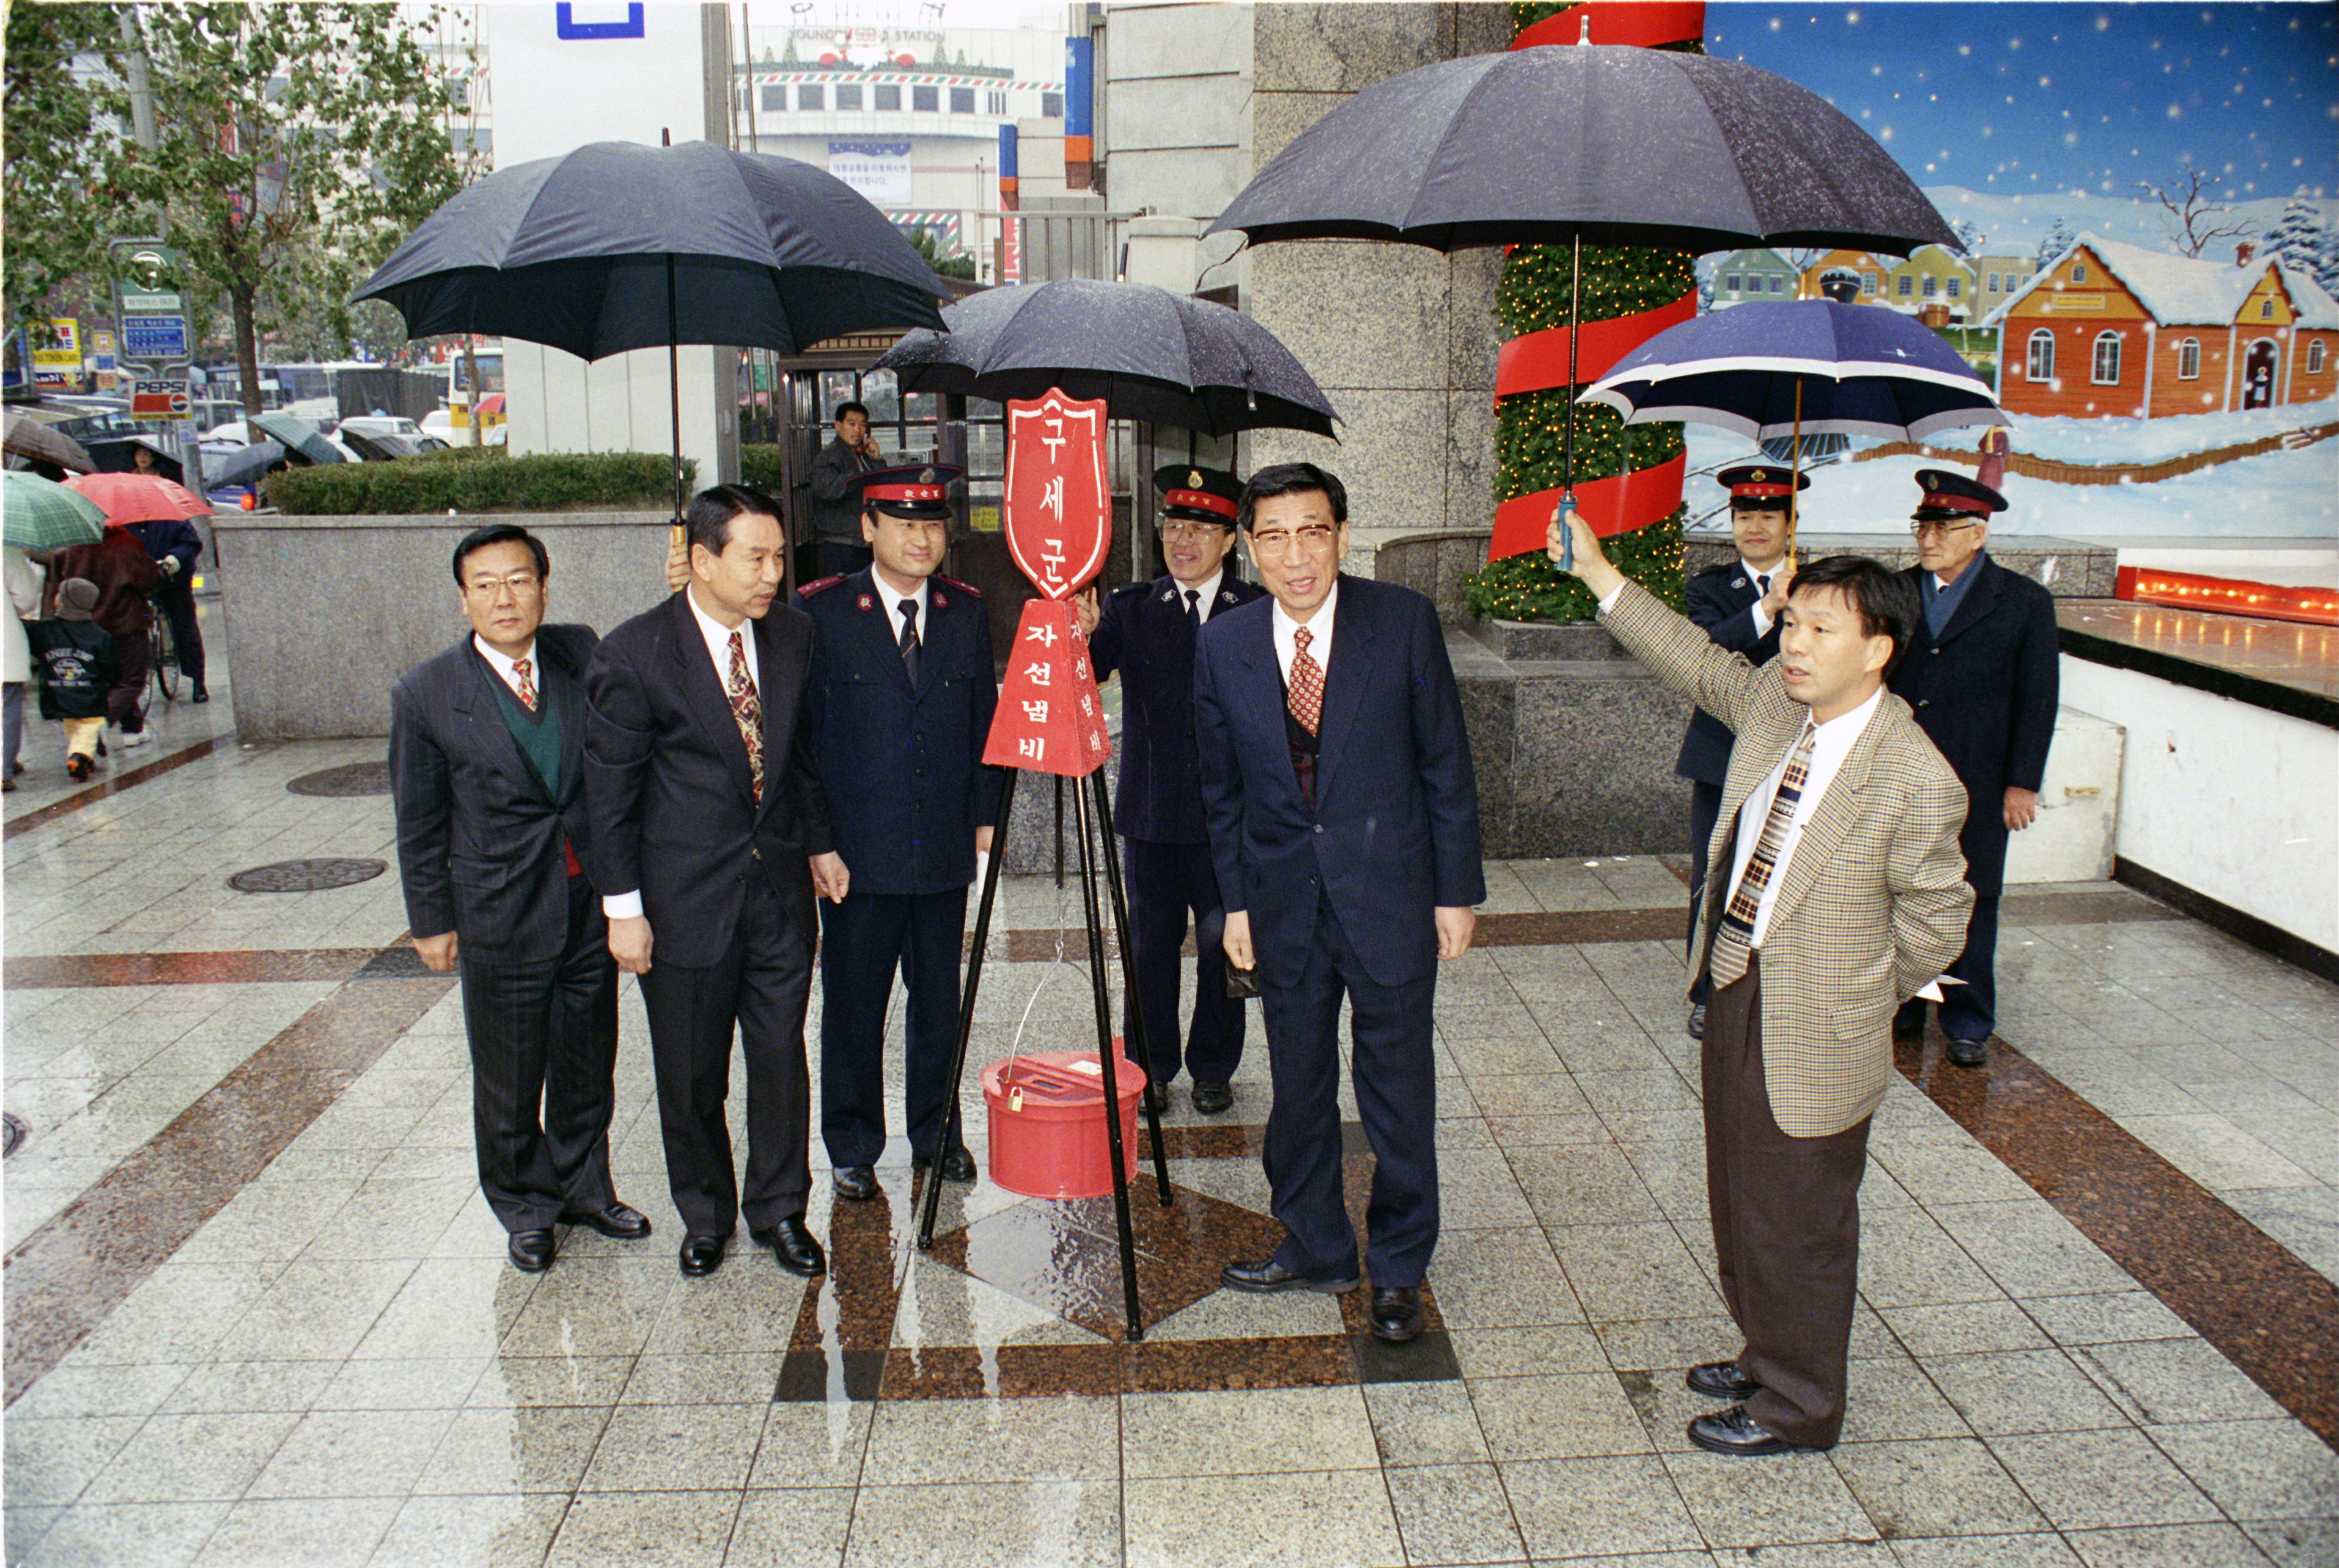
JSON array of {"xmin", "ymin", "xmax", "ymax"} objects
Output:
[{"xmin": 1708, "ymin": 718, "xmax": 1817, "ymax": 989}]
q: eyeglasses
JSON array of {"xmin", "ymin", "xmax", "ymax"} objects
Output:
[
  {"xmin": 1909, "ymin": 520, "xmax": 1980, "ymax": 539},
  {"xmin": 465, "ymin": 571, "xmax": 542, "ymax": 597},
  {"xmin": 1248, "ymin": 524, "xmax": 1339, "ymax": 560},
  {"xmin": 1160, "ymin": 520, "xmax": 1232, "ymax": 540}
]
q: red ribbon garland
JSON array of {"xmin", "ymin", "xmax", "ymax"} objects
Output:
[
  {"xmin": 1494, "ymin": 290, "xmax": 1696, "ymax": 400},
  {"xmin": 1511, "ymin": 1, "xmax": 1708, "ymax": 51},
  {"xmin": 1491, "ymin": 453, "xmax": 1688, "ymax": 559}
]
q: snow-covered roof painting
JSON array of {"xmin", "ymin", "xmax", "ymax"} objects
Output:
[{"xmin": 1984, "ymin": 234, "xmax": 2339, "ymax": 332}]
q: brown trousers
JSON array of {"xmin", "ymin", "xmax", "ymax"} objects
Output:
[{"xmin": 1702, "ymin": 954, "xmax": 1873, "ymax": 1449}]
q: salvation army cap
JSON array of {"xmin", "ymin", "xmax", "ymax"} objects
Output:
[
  {"xmin": 1910, "ymin": 468, "xmax": 2006, "ymax": 521},
  {"xmin": 1715, "ymin": 464, "xmax": 1810, "ymax": 510},
  {"xmin": 1153, "ymin": 464, "xmax": 1242, "ymax": 526},
  {"xmin": 851, "ymin": 463, "xmax": 962, "ymax": 521}
]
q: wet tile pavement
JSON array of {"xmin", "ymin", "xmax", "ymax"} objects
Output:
[{"xmin": 4, "ymin": 658, "xmax": 2337, "ymax": 1566}]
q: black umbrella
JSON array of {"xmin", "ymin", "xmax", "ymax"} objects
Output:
[
  {"xmin": 353, "ymin": 138, "xmax": 950, "ymax": 523},
  {"xmin": 1208, "ymin": 34, "xmax": 1957, "ymax": 549},
  {"xmin": 874, "ymin": 279, "xmax": 1339, "ymax": 438},
  {"xmin": 207, "ymin": 440, "xmax": 296, "ymax": 493},
  {"xmin": 86, "ymin": 435, "xmax": 185, "ymax": 484},
  {"xmin": 336, "ymin": 429, "xmax": 416, "ymax": 462},
  {"xmin": 248, "ymin": 412, "xmax": 346, "ymax": 467}
]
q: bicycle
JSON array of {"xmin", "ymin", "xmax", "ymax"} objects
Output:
[{"xmin": 143, "ymin": 588, "xmax": 179, "ymax": 714}]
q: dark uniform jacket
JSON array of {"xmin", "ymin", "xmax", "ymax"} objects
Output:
[
  {"xmin": 1887, "ymin": 553, "xmax": 2060, "ymax": 897},
  {"xmin": 389, "ymin": 624, "xmax": 599, "ymax": 962},
  {"xmin": 797, "ymin": 569, "xmax": 1002, "ymax": 896},
  {"xmin": 1088, "ymin": 572, "xmax": 1267, "ymax": 844},
  {"xmin": 1673, "ymin": 561, "xmax": 1783, "ymax": 785}
]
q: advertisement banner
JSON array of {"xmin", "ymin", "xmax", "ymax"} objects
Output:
[
  {"xmin": 30, "ymin": 319, "xmax": 81, "ymax": 390},
  {"xmin": 828, "ymin": 139, "xmax": 913, "ymax": 206},
  {"xmin": 129, "ymin": 377, "xmax": 192, "ymax": 420}
]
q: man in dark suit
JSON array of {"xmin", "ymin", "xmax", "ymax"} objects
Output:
[
  {"xmin": 1194, "ymin": 462, "xmax": 1485, "ymax": 1345},
  {"xmin": 797, "ymin": 464, "xmax": 1000, "ymax": 1202},
  {"xmin": 806, "ymin": 400, "xmax": 883, "ymax": 580},
  {"xmin": 584, "ymin": 486, "xmax": 847, "ymax": 1279},
  {"xmin": 390, "ymin": 524, "xmax": 650, "ymax": 1274},
  {"xmin": 1677, "ymin": 466, "xmax": 1802, "ymax": 1040},
  {"xmin": 1077, "ymin": 464, "xmax": 1267, "ymax": 1116},
  {"xmin": 1888, "ymin": 470, "xmax": 2059, "ymax": 1067}
]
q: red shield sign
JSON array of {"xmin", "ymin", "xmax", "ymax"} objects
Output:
[{"xmin": 1004, "ymin": 391, "xmax": 1109, "ymax": 600}]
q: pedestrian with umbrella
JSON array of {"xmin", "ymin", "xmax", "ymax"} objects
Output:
[
  {"xmin": 53, "ymin": 473, "xmax": 204, "ymax": 750},
  {"xmin": 28, "ymin": 579, "xmax": 118, "ymax": 781},
  {"xmin": 4, "ymin": 473, "xmax": 106, "ymax": 787},
  {"xmin": 4, "ymin": 409, "xmax": 98, "ymax": 476}
]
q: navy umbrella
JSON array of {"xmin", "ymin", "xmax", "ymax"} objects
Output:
[
  {"xmin": 206, "ymin": 440, "xmax": 296, "ymax": 494},
  {"xmin": 355, "ymin": 138, "xmax": 950, "ymax": 523},
  {"xmin": 875, "ymin": 279, "xmax": 1338, "ymax": 438}
]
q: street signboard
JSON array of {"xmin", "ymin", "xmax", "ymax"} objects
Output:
[
  {"xmin": 122, "ymin": 315, "xmax": 189, "ymax": 361},
  {"xmin": 31, "ymin": 319, "xmax": 81, "ymax": 390},
  {"xmin": 1003, "ymin": 390, "xmax": 1109, "ymax": 600},
  {"xmin": 129, "ymin": 377, "xmax": 192, "ymax": 420}
]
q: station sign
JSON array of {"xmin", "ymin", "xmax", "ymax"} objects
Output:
[
  {"xmin": 122, "ymin": 314, "xmax": 189, "ymax": 361},
  {"xmin": 129, "ymin": 378, "xmax": 193, "ymax": 420}
]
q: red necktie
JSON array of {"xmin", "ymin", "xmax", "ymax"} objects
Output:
[
  {"xmin": 1288, "ymin": 626, "xmax": 1324, "ymax": 735},
  {"xmin": 512, "ymin": 657, "xmax": 537, "ymax": 712},
  {"xmin": 727, "ymin": 630, "xmax": 764, "ymax": 803}
]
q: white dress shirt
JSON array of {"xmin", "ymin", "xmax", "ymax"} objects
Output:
[
  {"xmin": 1270, "ymin": 577, "xmax": 1338, "ymax": 687},
  {"xmin": 1177, "ymin": 568, "xmax": 1225, "ymax": 627},
  {"xmin": 1742, "ymin": 558, "xmax": 1786, "ymax": 640},
  {"xmin": 472, "ymin": 634, "xmax": 539, "ymax": 703},
  {"xmin": 1723, "ymin": 685, "xmax": 1886, "ymax": 947},
  {"xmin": 868, "ymin": 571, "xmax": 931, "ymax": 648}
]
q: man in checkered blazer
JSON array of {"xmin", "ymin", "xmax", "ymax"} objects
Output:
[{"xmin": 1551, "ymin": 510, "xmax": 1973, "ymax": 1456}]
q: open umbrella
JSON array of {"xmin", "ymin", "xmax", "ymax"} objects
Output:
[
  {"xmin": 246, "ymin": 412, "xmax": 345, "ymax": 467},
  {"xmin": 5, "ymin": 409, "xmax": 98, "ymax": 474},
  {"xmin": 1208, "ymin": 29, "xmax": 1957, "ymax": 556},
  {"xmin": 875, "ymin": 279, "xmax": 1339, "ymax": 438},
  {"xmin": 206, "ymin": 440, "xmax": 296, "ymax": 494},
  {"xmin": 354, "ymin": 138, "xmax": 950, "ymax": 524},
  {"xmin": 63, "ymin": 470, "xmax": 212, "ymax": 524},
  {"xmin": 1581, "ymin": 300, "xmax": 2008, "ymax": 555},
  {"xmin": 86, "ymin": 435, "xmax": 186, "ymax": 484},
  {"xmin": 2, "ymin": 470, "xmax": 109, "ymax": 550}
]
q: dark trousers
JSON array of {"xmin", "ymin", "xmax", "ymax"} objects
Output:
[
  {"xmin": 1896, "ymin": 891, "xmax": 1999, "ymax": 1043},
  {"xmin": 1685, "ymin": 779, "xmax": 1725, "ymax": 1005},
  {"xmin": 641, "ymin": 867, "xmax": 817, "ymax": 1236},
  {"xmin": 1260, "ymin": 894, "xmax": 1439, "ymax": 1288},
  {"xmin": 156, "ymin": 576, "xmax": 205, "ymax": 683},
  {"xmin": 1122, "ymin": 837, "xmax": 1244, "ymax": 1086},
  {"xmin": 818, "ymin": 886, "xmax": 968, "ymax": 1168},
  {"xmin": 107, "ymin": 628, "xmax": 151, "ymax": 733},
  {"xmin": 814, "ymin": 541, "xmax": 874, "ymax": 581},
  {"xmin": 455, "ymin": 872, "xmax": 620, "ymax": 1232},
  {"xmin": 1703, "ymin": 954, "xmax": 1872, "ymax": 1449}
]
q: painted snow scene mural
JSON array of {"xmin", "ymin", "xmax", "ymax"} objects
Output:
[{"xmin": 1691, "ymin": 2, "xmax": 2337, "ymax": 556}]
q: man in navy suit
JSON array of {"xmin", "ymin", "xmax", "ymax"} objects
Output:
[
  {"xmin": 586, "ymin": 486, "xmax": 846, "ymax": 1279},
  {"xmin": 797, "ymin": 464, "xmax": 1001, "ymax": 1202},
  {"xmin": 390, "ymin": 525, "xmax": 649, "ymax": 1274},
  {"xmin": 1194, "ymin": 462, "xmax": 1485, "ymax": 1343},
  {"xmin": 1677, "ymin": 466, "xmax": 1802, "ymax": 1040},
  {"xmin": 1078, "ymin": 464, "xmax": 1266, "ymax": 1116},
  {"xmin": 1888, "ymin": 470, "xmax": 2059, "ymax": 1067}
]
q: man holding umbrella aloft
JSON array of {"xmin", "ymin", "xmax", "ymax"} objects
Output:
[
  {"xmin": 1676, "ymin": 465, "xmax": 1803, "ymax": 1041},
  {"xmin": 1077, "ymin": 466, "xmax": 1267, "ymax": 1116},
  {"xmin": 1887, "ymin": 471, "xmax": 2058, "ymax": 1069}
]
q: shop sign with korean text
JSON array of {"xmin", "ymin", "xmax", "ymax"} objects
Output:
[{"xmin": 1003, "ymin": 390, "xmax": 1108, "ymax": 600}]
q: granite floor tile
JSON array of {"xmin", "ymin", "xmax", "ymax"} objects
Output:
[
  {"xmin": 153, "ymin": 1358, "xmax": 338, "ymax": 1417},
  {"xmin": 1500, "ymin": 1453, "xmax": 1703, "ymax": 1559},
  {"xmin": 1426, "ymin": 1225, "xmax": 1585, "ymax": 1329},
  {"xmin": 79, "ymin": 1410, "xmax": 302, "ymax": 1505},
  {"xmin": 366, "ymin": 1493, "xmax": 571, "ymax": 1568},
  {"xmin": 1508, "ymin": 1142, "xmax": 1669, "ymax": 1227},
  {"xmin": 860, "ymin": 1394, "xmax": 1119, "ymax": 1485},
  {"xmin": 1448, "ymin": 1324, "xmax": 1610, "ymax": 1379},
  {"xmin": 1469, "ymin": 1373, "xmax": 1653, "ymax": 1462},
  {"xmin": 1363, "ymin": 1379, "xmax": 1495, "ymax": 1466},
  {"xmin": 2060, "ymin": 1522, "xmax": 2289, "ymax": 1567},
  {"xmin": 722, "ymin": 1487, "xmax": 854, "ymax": 1568},
  {"xmin": 2144, "ymin": 1417, "xmax": 2339, "ymax": 1520},
  {"xmin": 410, "ymin": 1405, "xmax": 612, "ymax": 1496},
  {"xmin": 542, "ymin": 1489, "xmax": 740, "ymax": 1568},
  {"xmin": 243, "ymin": 1406, "xmax": 457, "ymax": 1500},
  {"xmin": 1882, "ymin": 1536, "xmax": 2086, "ymax": 1567},
  {"xmin": 1833, "ymin": 1356, "xmax": 1980, "ymax": 1445},
  {"xmin": 312, "ymin": 1356, "xmax": 490, "ymax": 1413},
  {"xmin": 1122, "ymin": 1385, "xmax": 1379, "ymax": 1478},
  {"xmin": 1924, "ymin": 1348, "xmax": 2132, "ymax": 1436},
  {"xmin": 5, "ymin": 1360, "xmax": 193, "ymax": 1422},
  {"xmin": 1123, "ymin": 1470, "xmax": 1399, "ymax": 1568},
  {"xmin": 1549, "ymin": 1222, "xmax": 1727, "ymax": 1321},
  {"xmin": 2248, "ymin": 1519, "xmax": 2339, "ymax": 1565},
  {"xmin": 2017, "ymin": 1290, "xmax": 2198, "ymax": 1348},
  {"xmin": 1663, "ymin": 1447, "xmax": 1879, "ymax": 1550},
  {"xmin": 465, "ymin": 1354, "xmax": 637, "ymax": 1410},
  {"xmin": 0, "ymin": 1416, "xmax": 146, "ymax": 1509},
  {"xmin": 2075, "ymin": 1336, "xmax": 2290, "ymax": 1426},
  {"xmin": 13, "ymin": 1500, "xmax": 227, "ymax": 1568},
  {"xmin": 1853, "ymin": 1211, "xmax": 2009, "ymax": 1309},
  {"xmin": 844, "ymin": 1479, "xmax": 1121, "ymax": 1568},
  {"xmin": 1877, "ymin": 1301, "xmax": 2054, "ymax": 1359},
  {"xmin": 2119, "ymin": 1114, "xmax": 2323, "ymax": 1189},
  {"xmin": 1985, "ymin": 1428, "xmax": 2221, "ymax": 1530},
  {"xmin": 1827, "ymin": 1437, "xmax": 2047, "ymax": 1539},
  {"xmin": 578, "ymin": 1404, "xmax": 767, "ymax": 1493},
  {"xmin": 743, "ymin": 1401, "xmax": 876, "ymax": 1491},
  {"xmin": 2221, "ymin": 1185, "xmax": 2339, "ymax": 1281},
  {"xmin": 193, "ymin": 1495, "xmax": 401, "ymax": 1568},
  {"xmin": 1383, "ymin": 1461, "xmax": 1526, "ymax": 1564}
]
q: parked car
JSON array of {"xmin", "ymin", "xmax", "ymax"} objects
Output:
[
  {"xmin": 339, "ymin": 414, "xmax": 425, "ymax": 441},
  {"xmin": 419, "ymin": 409, "xmax": 455, "ymax": 440}
]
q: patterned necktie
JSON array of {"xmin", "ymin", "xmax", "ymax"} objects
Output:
[
  {"xmin": 1184, "ymin": 588, "xmax": 1201, "ymax": 630},
  {"xmin": 727, "ymin": 630, "xmax": 764, "ymax": 804},
  {"xmin": 1708, "ymin": 718, "xmax": 1817, "ymax": 989},
  {"xmin": 1288, "ymin": 626, "xmax": 1324, "ymax": 736},
  {"xmin": 511, "ymin": 657, "xmax": 536, "ymax": 712},
  {"xmin": 897, "ymin": 599, "xmax": 920, "ymax": 686}
]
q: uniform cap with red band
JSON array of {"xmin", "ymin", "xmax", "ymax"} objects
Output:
[
  {"xmin": 1151, "ymin": 463, "xmax": 1243, "ymax": 525},
  {"xmin": 1716, "ymin": 463, "xmax": 1810, "ymax": 510},
  {"xmin": 1909, "ymin": 467, "xmax": 2006, "ymax": 521},
  {"xmin": 851, "ymin": 463, "xmax": 963, "ymax": 520}
]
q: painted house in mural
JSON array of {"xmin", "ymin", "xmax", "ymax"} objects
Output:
[
  {"xmin": 1970, "ymin": 255, "xmax": 2040, "ymax": 316},
  {"xmin": 1800, "ymin": 249, "xmax": 1890, "ymax": 303},
  {"xmin": 1883, "ymin": 245, "xmax": 1976, "ymax": 322},
  {"xmin": 1712, "ymin": 248, "xmax": 1800, "ymax": 308},
  {"xmin": 1986, "ymin": 234, "xmax": 2339, "ymax": 420}
]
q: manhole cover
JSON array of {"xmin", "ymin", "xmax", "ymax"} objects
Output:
[
  {"xmin": 3, "ymin": 1114, "xmax": 24, "ymax": 1158},
  {"xmin": 229, "ymin": 858, "xmax": 387, "ymax": 893},
  {"xmin": 288, "ymin": 763, "xmax": 392, "ymax": 797}
]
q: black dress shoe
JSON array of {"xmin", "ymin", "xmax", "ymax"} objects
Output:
[
  {"xmin": 1368, "ymin": 1286, "xmax": 1424, "ymax": 1343},
  {"xmin": 912, "ymin": 1146, "xmax": 977, "ymax": 1182},
  {"xmin": 833, "ymin": 1165, "xmax": 880, "ymax": 1201},
  {"xmin": 191, "ymin": 684, "xmax": 209, "ymax": 703},
  {"xmin": 1893, "ymin": 1002, "xmax": 1927, "ymax": 1039},
  {"xmin": 677, "ymin": 1233, "xmax": 728, "ymax": 1277},
  {"xmin": 1688, "ymin": 1403, "xmax": 1808, "ymax": 1456},
  {"xmin": 560, "ymin": 1201, "xmax": 651, "ymax": 1240},
  {"xmin": 1220, "ymin": 1258, "xmax": 1358, "ymax": 1295},
  {"xmin": 1686, "ymin": 1360, "xmax": 1761, "ymax": 1400},
  {"xmin": 1142, "ymin": 1082, "xmax": 1169, "ymax": 1115},
  {"xmin": 751, "ymin": 1214, "xmax": 827, "ymax": 1277},
  {"xmin": 507, "ymin": 1228, "xmax": 556, "ymax": 1273},
  {"xmin": 1946, "ymin": 1036, "xmax": 1989, "ymax": 1068},
  {"xmin": 1190, "ymin": 1079, "xmax": 1234, "ymax": 1115},
  {"xmin": 1686, "ymin": 1002, "xmax": 1707, "ymax": 1040}
]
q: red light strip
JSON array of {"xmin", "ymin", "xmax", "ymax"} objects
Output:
[{"xmin": 2114, "ymin": 566, "xmax": 2339, "ymax": 627}]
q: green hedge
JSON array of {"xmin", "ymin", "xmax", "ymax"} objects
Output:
[
  {"xmin": 266, "ymin": 449, "xmax": 694, "ymax": 514},
  {"xmin": 739, "ymin": 444, "xmax": 788, "ymax": 495}
]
